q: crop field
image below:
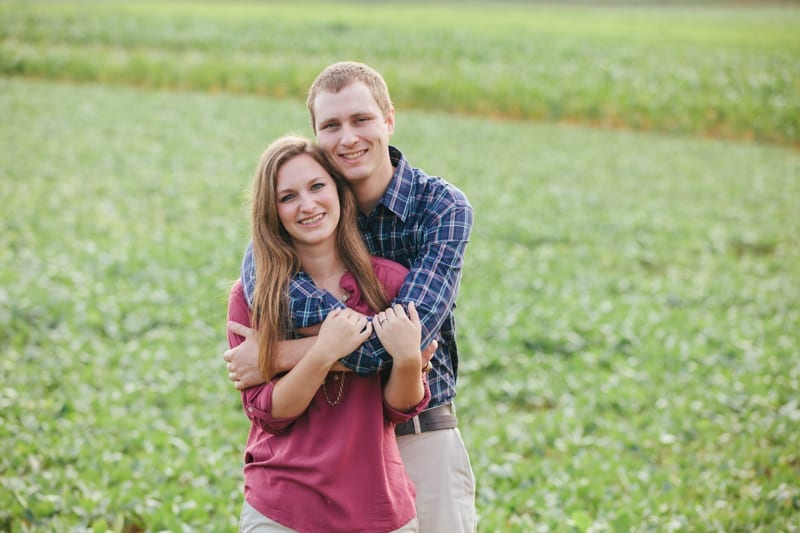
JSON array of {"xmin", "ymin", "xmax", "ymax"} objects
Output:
[
  {"xmin": 1, "ymin": 1, "xmax": 799, "ymax": 145},
  {"xmin": 1, "ymin": 1, "xmax": 799, "ymax": 532}
]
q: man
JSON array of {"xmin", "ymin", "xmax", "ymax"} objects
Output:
[{"xmin": 225, "ymin": 61, "xmax": 476, "ymax": 532}]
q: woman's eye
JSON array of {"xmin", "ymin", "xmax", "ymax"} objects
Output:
[
  {"xmin": 279, "ymin": 194, "xmax": 294, "ymax": 203},
  {"xmin": 311, "ymin": 183, "xmax": 325, "ymax": 191}
]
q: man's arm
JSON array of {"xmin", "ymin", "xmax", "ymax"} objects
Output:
[
  {"xmin": 334, "ymin": 199, "xmax": 472, "ymax": 375},
  {"xmin": 393, "ymin": 202, "xmax": 473, "ymax": 349},
  {"xmin": 229, "ymin": 241, "xmax": 350, "ymax": 389},
  {"xmin": 239, "ymin": 240, "xmax": 392, "ymax": 378},
  {"xmin": 242, "ymin": 240, "xmax": 345, "ymax": 327},
  {"xmin": 234, "ymin": 199, "xmax": 471, "ymax": 381},
  {"xmin": 224, "ymin": 322, "xmax": 352, "ymax": 390}
]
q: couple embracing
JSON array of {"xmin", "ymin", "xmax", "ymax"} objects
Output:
[{"xmin": 224, "ymin": 61, "xmax": 476, "ymax": 533}]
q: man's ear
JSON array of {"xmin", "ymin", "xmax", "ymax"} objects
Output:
[{"xmin": 385, "ymin": 106, "xmax": 396, "ymax": 136}]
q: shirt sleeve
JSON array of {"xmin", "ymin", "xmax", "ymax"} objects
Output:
[
  {"xmin": 393, "ymin": 200, "xmax": 473, "ymax": 348},
  {"xmin": 340, "ymin": 199, "xmax": 473, "ymax": 374},
  {"xmin": 288, "ymin": 272, "xmax": 347, "ymax": 327},
  {"xmin": 240, "ymin": 240, "xmax": 346, "ymax": 323},
  {"xmin": 382, "ymin": 375, "xmax": 432, "ymax": 424},
  {"xmin": 241, "ymin": 242, "xmax": 256, "ymax": 308},
  {"xmin": 227, "ymin": 279, "xmax": 298, "ymax": 434}
]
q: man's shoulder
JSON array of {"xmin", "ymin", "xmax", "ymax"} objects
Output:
[
  {"xmin": 390, "ymin": 146, "xmax": 471, "ymax": 218},
  {"xmin": 406, "ymin": 166, "xmax": 470, "ymax": 209}
]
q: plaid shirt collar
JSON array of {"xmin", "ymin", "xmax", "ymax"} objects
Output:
[{"xmin": 374, "ymin": 146, "xmax": 413, "ymax": 223}]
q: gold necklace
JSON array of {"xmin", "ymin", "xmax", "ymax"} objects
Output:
[{"xmin": 322, "ymin": 372, "xmax": 346, "ymax": 406}]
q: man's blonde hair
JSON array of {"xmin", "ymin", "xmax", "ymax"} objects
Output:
[{"xmin": 307, "ymin": 61, "xmax": 393, "ymax": 133}]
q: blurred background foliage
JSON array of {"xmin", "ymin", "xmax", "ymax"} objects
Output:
[{"xmin": 1, "ymin": 1, "xmax": 799, "ymax": 531}]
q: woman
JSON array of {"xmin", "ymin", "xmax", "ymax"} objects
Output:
[{"xmin": 227, "ymin": 135, "xmax": 431, "ymax": 532}]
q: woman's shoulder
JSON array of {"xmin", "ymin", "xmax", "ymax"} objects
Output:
[
  {"xmin": 369, "ymin": 257, "xmax": 409, "ymax": 298},
  {"xmin": 369, "ymin": 256, "xmax": 409, "ymax": 280},
  {"xmin": 229, "ymin": 278, "xmax": 244, "ymax": 298}
]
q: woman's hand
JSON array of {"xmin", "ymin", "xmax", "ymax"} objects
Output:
[
  {"xmin": 312, "ymin": 307, "xmax": 373, "ymax": 363},
  {"xmin": 373, "ymin": 303, "xmax": 422, "ymax": 368}
]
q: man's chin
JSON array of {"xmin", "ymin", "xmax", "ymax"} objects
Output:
[{"xmin": 340, "ymin": 168, "xmax": 369, "ymax": 183}]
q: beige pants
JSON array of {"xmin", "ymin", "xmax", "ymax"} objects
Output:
[
  {"xmin": 397, "ymin": 427, "xmax": 477, "ymax": 533},
  {"xmin": 239, "ymin": 500, "xmax": 419, "ymax": 532}
]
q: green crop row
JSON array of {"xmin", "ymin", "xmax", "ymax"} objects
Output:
[
  {"xmin": 1, "ymin": 1, "xmax": 798, "ymax": 145},
  {"xmin": 2, "ymin": 75, "xmax": 799, "ymax": 532}
]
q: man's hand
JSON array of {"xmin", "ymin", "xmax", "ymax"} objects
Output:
[
  {"xmin": 224, "ymin": 321, "xmax": 263, "ymax": 390},
  {"xmin": 421, "ymin": 339, "xmax": 437, "ymax": 371}
]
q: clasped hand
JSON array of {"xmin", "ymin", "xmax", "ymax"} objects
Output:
[
  {"xmin": 373, "ymin": 302, "xmax": 423, "ymax": 367},
  {"xmin": 313, "ymin": 308, "xmax": 372, "ymax": 364},
  {"xmin": 225, "ymin": 303, "xmax": 436, "ymax": 389}
]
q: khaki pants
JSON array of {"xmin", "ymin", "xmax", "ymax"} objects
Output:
[
  {"xmin": 239, "ymin": 500, "xmax": 419, "ymax": 532},
  {"xmin": 397, "ymin": 428, "xmax": 477, "ymax": 533}
]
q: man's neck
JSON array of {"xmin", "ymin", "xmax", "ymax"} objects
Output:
[{"xmin": 353, "ymin": 164, "xmax": 396, "ymax": 215}]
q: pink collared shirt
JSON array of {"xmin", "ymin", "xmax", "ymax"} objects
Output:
[{"xmin": 227, "ymin": 257, "xmax": 430, "ymax": 533}]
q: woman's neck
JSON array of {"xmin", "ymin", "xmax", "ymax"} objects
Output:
[{"xmin": 295, "ymin": 241, "xmax": 347, "ymax": 295}]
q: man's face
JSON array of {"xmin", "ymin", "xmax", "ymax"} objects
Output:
[{"xmin": 312, "ymin": 82, "xmax": 395, "ymax": 185}]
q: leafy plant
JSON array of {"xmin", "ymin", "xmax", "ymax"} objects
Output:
[
  {"xmin": 0, "ymin": 1, "xmax": 798, "ymax": 144},
  {"xmin": 2, "ymin": 77, "xmax": 798, "ymax": 531}
]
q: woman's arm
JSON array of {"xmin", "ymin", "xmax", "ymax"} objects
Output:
[
  {"xmin": 228, "ymin": 280, "xmax": 291, "ymax": 433},
  {"xmin": 374, "ymin": 303, "xmax": 428, "ymax": 412},
  {"xmin": 269, "ymin": 309, "xmax": 373, "ymax": 418}
]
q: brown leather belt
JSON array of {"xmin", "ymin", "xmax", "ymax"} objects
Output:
[{"xmin": 395, "ymin": 403, "xmax": 458, "ymax": 436}]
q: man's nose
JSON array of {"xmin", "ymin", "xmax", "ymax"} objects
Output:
[{"xmin": 340, "ymin": 124, "xmax": 359, "ymax": 146}]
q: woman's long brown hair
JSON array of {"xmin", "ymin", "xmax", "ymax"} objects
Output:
[{"xmin": 250, "ymin": 135, "xmax": 390, "ymax": 380}]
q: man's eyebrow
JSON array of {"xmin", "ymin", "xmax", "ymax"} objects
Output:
[{"xmin": 320, "ymin": 111, "xmax": 374, "ymax": 123}]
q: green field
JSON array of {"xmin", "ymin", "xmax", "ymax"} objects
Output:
[
  {"xmin": 1, "ymin": 1, "xmax": 799, "ymax": 145},
  {"xmin": 2, "ymin": 1, "xmax": 800, "ymax": 532}
]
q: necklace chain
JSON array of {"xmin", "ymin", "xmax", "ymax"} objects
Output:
[{"xmin": 322, "ymin": 372, "xmax": 346, "ymax": 406}]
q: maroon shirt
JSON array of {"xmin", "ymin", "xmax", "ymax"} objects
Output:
[{"xmin": 227, "ymin": 257, "xmax": 430, "ymax": 532}]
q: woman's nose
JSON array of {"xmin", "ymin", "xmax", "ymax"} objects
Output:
[{"xmin": 298, "ymin": 194, "xmax": 315, "ymax": 212}]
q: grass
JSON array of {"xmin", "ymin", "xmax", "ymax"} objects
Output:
[
  {"xmin": 1, "ymin": 76, "xmax": 798, "ymax": 531},
  {"xmin": 0, "ymin": 1, "xmax": 798, "ymax": 145}
]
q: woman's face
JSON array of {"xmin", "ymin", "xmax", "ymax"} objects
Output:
[{"xmin": 275, "ymin": 153, "xmax": 341, "ymax": 248}]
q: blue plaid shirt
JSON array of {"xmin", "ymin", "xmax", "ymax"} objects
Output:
[{"xmin": 242, "ymin": 146, "xmax": 473, "ymax": 407}]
